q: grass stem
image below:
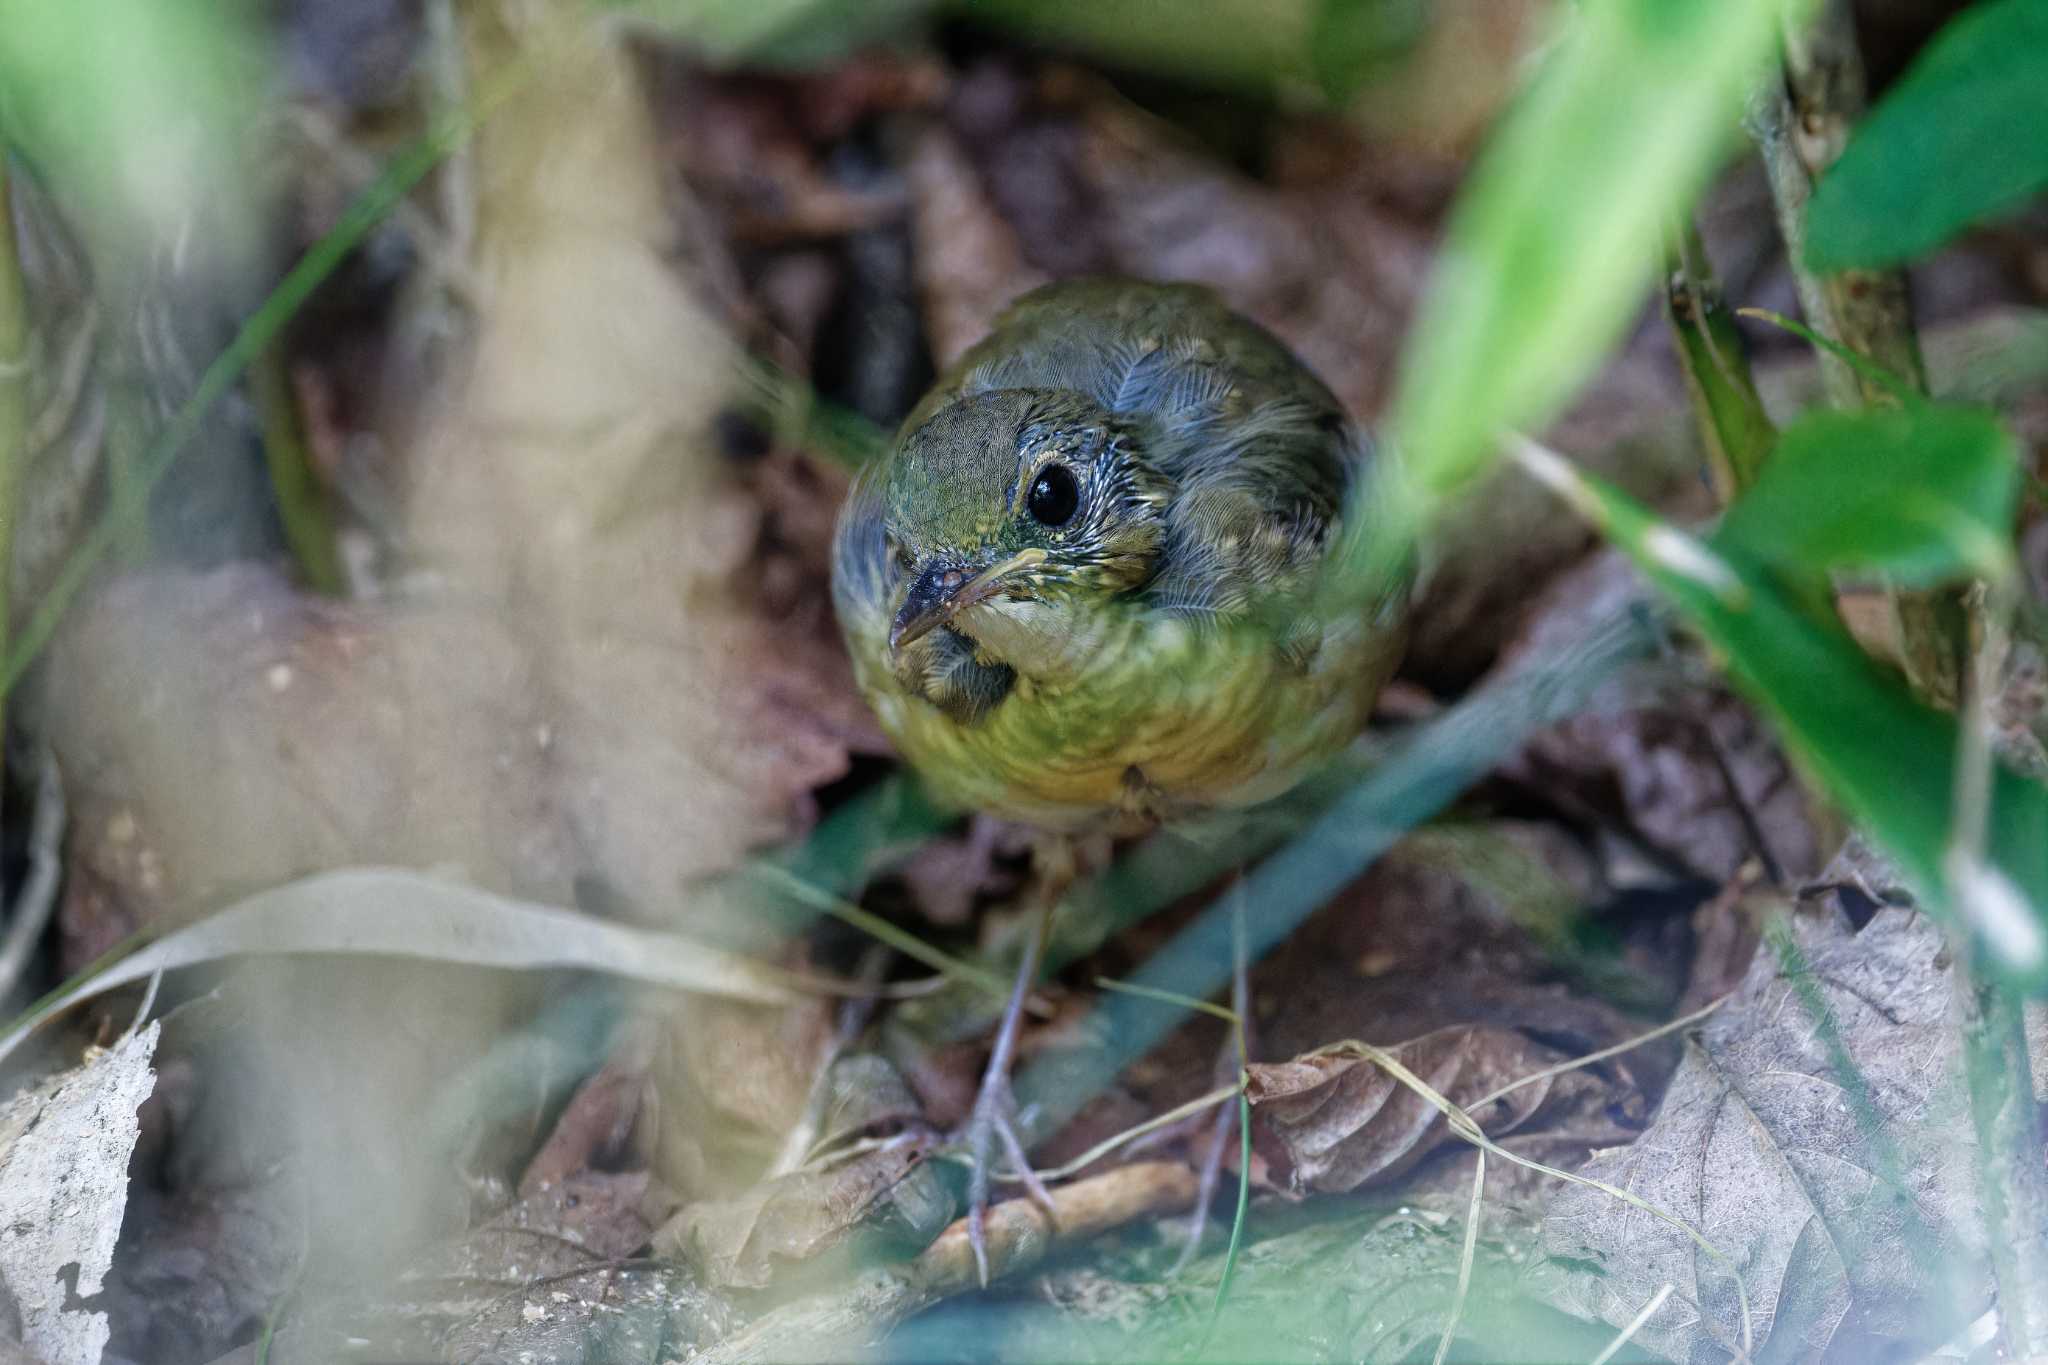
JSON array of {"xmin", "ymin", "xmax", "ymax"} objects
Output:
[{"xmin": 0, "ymin": 158, "xmax": 27, "ymax": 755}]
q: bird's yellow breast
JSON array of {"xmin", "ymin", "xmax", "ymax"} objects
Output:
[{"xmin": 854, "ymin": 607, "xmax": 1403, "ymax": 833}]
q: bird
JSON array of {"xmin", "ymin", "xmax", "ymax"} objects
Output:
[{"xmin": 830, "ymin": 277, "xmax": 1409, "ymax": 1281}]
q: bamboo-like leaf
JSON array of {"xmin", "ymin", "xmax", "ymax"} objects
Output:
[
  {"xmin": 1806, "ymin": 0, "xmax": 2048, "ymax": 272},
  {"xmin": 1717, "ymin": 404, "xmax": 2020, "ymax": 584},
  {"xmin": 1514, "ymin": 439, "xmax": 2048, "ymax": 982},
  {"xmin": 1386, "ymin": 0, "xmax": 1807, "ymax": 508}
]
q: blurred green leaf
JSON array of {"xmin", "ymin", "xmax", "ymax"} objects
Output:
[
  {"xmin": 0, "ymin": 0, "xmax": 262, "ymax": 260},
  {"xmin": 963, "ymin": 0, "xmax": 1320, "ymax": 93},
  {"xmin": 2, "ymin": 71, "xmax": 524, "ymax": 697},
  {"xmin": 1388, "ymin": 0, "xmax": 1805, "ymax": 504},
  {"xmin": 602, "ymin": 0, "xmax": 933, "ymax": 66},
  {"xmin": 1518, "ymin": 442, "xmax": 2048, "ymax": 983},
  {"xmin": 1307, "ymin": 0, "xmax": 1429, "ymax": 102},
  {"xmin": 1717, "ymin": 404, "xmax": 2019, "ymax": 584},
  {"xmin": 1806, "ymin": 0, "xmax": 2048, "ymax": 272}
]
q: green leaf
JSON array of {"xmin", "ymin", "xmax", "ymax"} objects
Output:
[
  {"xmin": 1387, "ymin": 0, "xmax": 1806, "ymax": 506},
  {"xmin": 1516, "ymin": 442, "xmax": 2048, "ymax": 983},
  {"xmin": 1717, "ymin": 404, "xmax": 2019, "ymax": 584},
  {"xmin": 1807, "ymin": 0, "xmax": 2048, "ymax": 272},
  {"xmin": 0, "ymin": 0, "xmax": 260, "ymax": 259},
  {"xmin": 602, "ymin": 0, "xmax": 933, "ymax": 66}
]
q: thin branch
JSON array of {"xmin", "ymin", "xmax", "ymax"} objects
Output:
[
  {"xmin": 1746, "ymin": 0, "xmax": 1959, "ymax": 704},
  {"xmin": 1745, "ymin": 0, "xmax": 1926, "ymax": 410}
]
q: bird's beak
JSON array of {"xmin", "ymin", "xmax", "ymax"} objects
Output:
[{"xmin": 889, "ymin": 548, "xmax": 1048, "ymax": 654}]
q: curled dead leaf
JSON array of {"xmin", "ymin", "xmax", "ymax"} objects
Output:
[{"xmin": 1246, "ymin": 1024, "xmax": 1627, "ymax": 1197}]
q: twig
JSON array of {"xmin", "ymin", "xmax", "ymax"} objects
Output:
[
  {"xmin": 1746, "ymin": 0, "xmax": 1961, "ymax": 703},
  {"xmin": 913, "ymin": 1160, "xmax": 1199, "ymax": 1293},
  {"xmin": 686, "ymin": 1162, "xmax": 1200, "ymax": 1365},
  {"xmin": 1745, "ymin": 0, "xmax": 1926, "ymax": 409}
]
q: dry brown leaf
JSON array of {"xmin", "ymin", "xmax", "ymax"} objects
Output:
[
  {"xmin": 650, "ymin": 995, "xmax": 834, "ymax": 1202},
  {"xmin": 655, "ymin": 1049, "xmax": 951, "ymax": 1291},
  {"xmin": 1503, "ymin": 550, "xmax": 1829, "ymax": 885},
  {"xmin": 1538, "ymin": 899, "xmax": 1987, "ymax": 1364},
  {"xmin": 285, "ymin": 1169, "xmax": 736, "ymax": 1364},
  {"xmin": 1246, "ymin": 1023, "xmax": 1615, "ymax": 1196},
  {"xmin": 662, "ymin": 1131, "xmax": 945, "ymax": 1290}
]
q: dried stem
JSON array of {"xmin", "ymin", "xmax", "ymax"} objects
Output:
[
  {"xmin": 1949, "ymin": 582, "xmax": 2048, "ymax": 1357},
  {"xmin": 1747, "ymin": 0, "xmax": 1961, "ymax": 702},
  {"xmin": 1746, "ymin": 0, "xmax": 1926, "ymax": 408},
  {"xmin": 1749, "ymin": 7, "xmax": 2044, "ymax": 1333}
]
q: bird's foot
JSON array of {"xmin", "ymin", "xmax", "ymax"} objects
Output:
[
  {"xmin": 1172, "ymin": 1084, "xmax": 1237, "ymax": 1274},
  {"xmin": 958, "ymin": 1067, "xmax": 1057, "ymax": 1288}
]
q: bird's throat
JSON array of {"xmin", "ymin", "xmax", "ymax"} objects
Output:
[{"xmin": 955, "ymin": 597, "xmax": 1124, "ymax": 689}]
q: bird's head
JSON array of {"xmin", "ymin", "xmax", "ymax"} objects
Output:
[{"xmin": 879, "ymin": 388, "xmax": 1172, "ymax": 659}]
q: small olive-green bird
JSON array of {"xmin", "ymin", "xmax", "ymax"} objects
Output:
[
  {"xmin": 831, "ymin": 278, "xmax": 1407, "ymax": 836},
  {"xmin": 831, "ymin": 277, "xmax": 1408, "ymax": 1282}
]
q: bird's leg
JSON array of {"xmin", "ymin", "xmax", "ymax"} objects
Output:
[
  {"xmin": 1174, "ymin": 873, "xmax": 1250, "ymax": 1275},
  {"xmin": 960, "ymin": 834, "xmax": 1072, "ymax": 1287}
]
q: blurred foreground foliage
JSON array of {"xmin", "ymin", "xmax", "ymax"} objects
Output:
[{"xmin": 3, "ymin": 0, "xmax": 2048, "ymax": 1362}]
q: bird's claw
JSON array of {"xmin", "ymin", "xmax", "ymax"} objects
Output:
[{"xmin": 959, "ymin": 1076, "xmax": 1056, "ymax": 1288}]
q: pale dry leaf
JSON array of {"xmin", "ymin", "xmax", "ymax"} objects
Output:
[
  {"xmin": 1538, "ymin": 903, "xmax": 1986, "ymax": 1364},
  {"xmin": 0, "ymin": 867, "xmax": 797, "ymax": 1066},
  {"xmin": 0, "ymin": 1023, "xmax": 160, "ymax": 1365}
]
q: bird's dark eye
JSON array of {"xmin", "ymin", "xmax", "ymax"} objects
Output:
[{"xmin": 1026, "ymin": 463, "xmax": 1080, "ymax": 528}]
